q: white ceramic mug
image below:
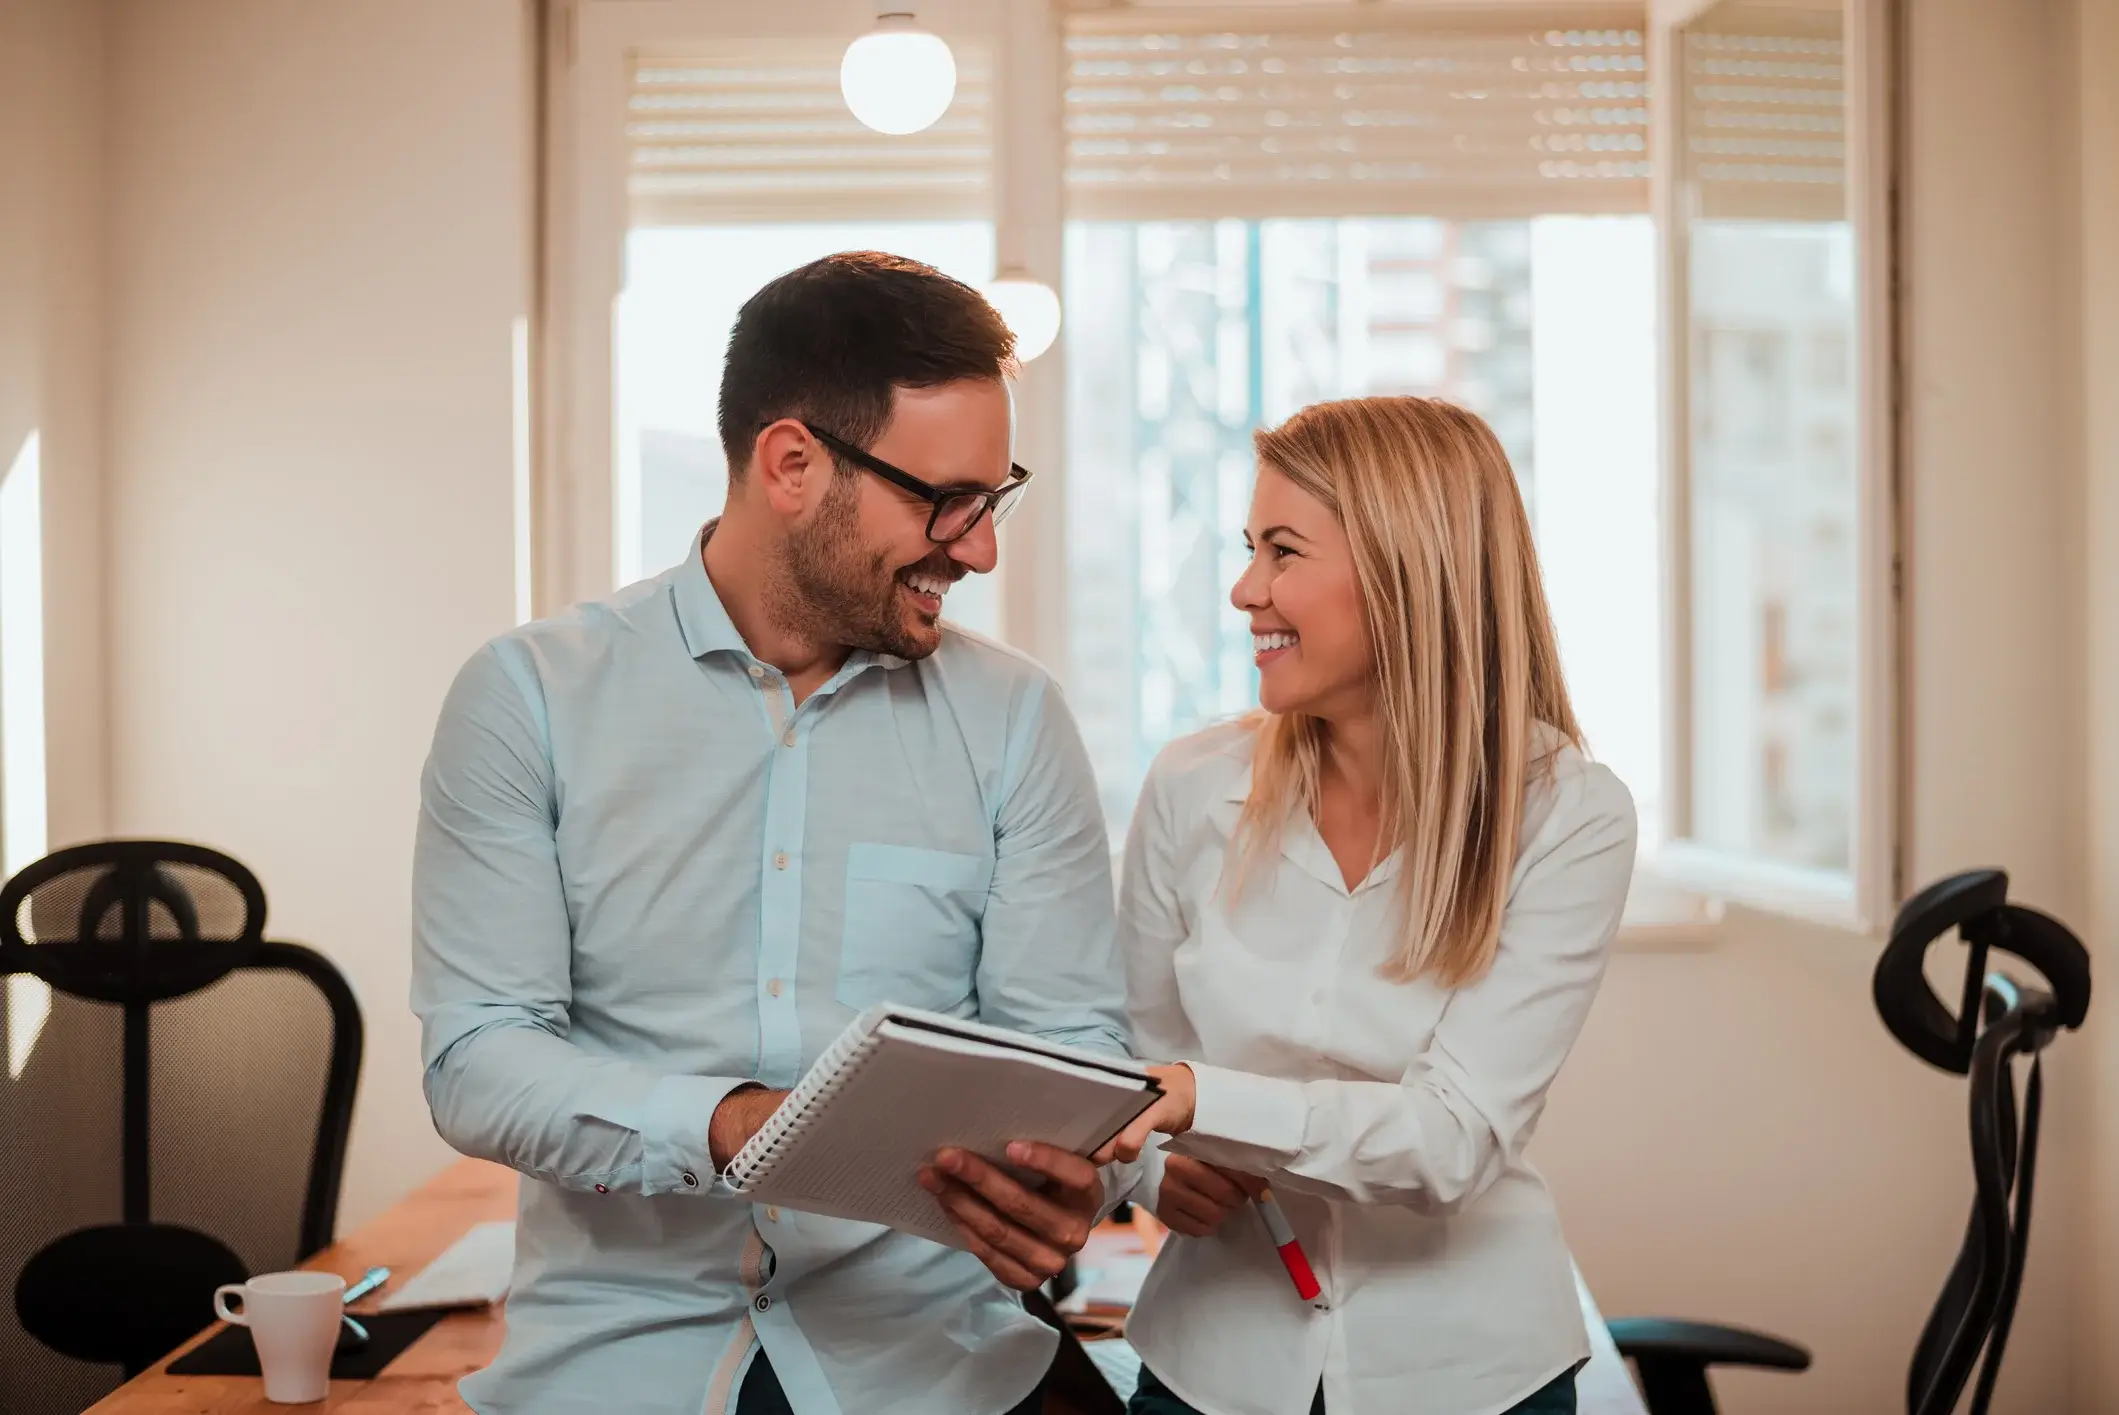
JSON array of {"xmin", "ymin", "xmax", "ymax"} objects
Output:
[{"xmin": 212, "ymin": 1270, "xmax": 345, "ymax": 1403}]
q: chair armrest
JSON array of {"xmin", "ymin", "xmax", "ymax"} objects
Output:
[{"xmin": 1607, "ymin": 1317, "xmax": 1811, "ymax": 1372}]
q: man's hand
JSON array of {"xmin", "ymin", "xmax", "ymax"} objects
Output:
[
  {"xmin": 1155, "ymin": 1155, "xmax": 1265, "ymax": 1238},
  {"xmin": 708, "ymin": 1086, "xmax": 791, "ymax": 1170},
  {"xmin": 916, "ymin": 1141, "xmax": 1102, "ymax": 1292}
]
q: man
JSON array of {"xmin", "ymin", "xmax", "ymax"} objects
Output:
[{"xmin": 411, "ymin": 252, "xmax": 1129, "ymax": 1415}]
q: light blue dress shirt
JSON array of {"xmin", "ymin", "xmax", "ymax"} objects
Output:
[{"xmin": 410, "ymin": 528, "xmax": 1129, "ymax": 1415}]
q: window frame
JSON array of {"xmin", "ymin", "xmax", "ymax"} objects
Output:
[
  {"xmin": 1645, "ymin": 0, "xmax": 1902, "ymax": 933},
  {"xmin": 541, "ymin": 0, "xmax": 1903, "ymax": 939}
]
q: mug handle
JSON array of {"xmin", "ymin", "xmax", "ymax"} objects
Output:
[{"xmin": 213, "ymin": 1284, "xmax": 250, "ymax": 1326}]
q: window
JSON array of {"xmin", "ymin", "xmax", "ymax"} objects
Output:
[
  {"xmin": 1687, "ymin": 222, "xmax": 1856, "ymax": 873},
  {"xmin": 1063, "ymin": 215, "xmax": 1659, "ymax": 836},
  {"xmin": 553, "ymin": 0, "xmax": 1897, "ymax": 931},
  {"xmin": 1055, "ymin": 16, "xmax": 1660, "ymax": 837},
  {"xmin": 1656, "ymin": 0, "xmax": 1895, "ymax": 922},
  {"xmin": 2, "ymin": 430, "xmax": 50, "ymax": 1077}
]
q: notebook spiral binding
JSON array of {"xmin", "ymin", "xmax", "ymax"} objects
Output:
[{"xmin": 726, "ymin": 1016, "xmax": 885, "ymax": 1191}]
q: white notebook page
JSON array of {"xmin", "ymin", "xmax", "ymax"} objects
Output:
[{"xmin": 735, "ymin": 1018, "xmax": 1154, "ymax": 1246}]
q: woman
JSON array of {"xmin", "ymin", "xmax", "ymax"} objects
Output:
[{"xmin": 1102, "ymin": 397, "xmax": 1636, "ymax": 1415}]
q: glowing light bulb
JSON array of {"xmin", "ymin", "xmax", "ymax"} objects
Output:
[
  {"xmin": 982, "ymin": 273, "xmax": 1062, "ymax": 362},
  {"xmin": 840, "ymin": 14, "xmax": 957, "ymax": 136}
]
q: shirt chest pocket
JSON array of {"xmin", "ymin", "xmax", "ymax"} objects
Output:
[{"xmin": 836, "ymin": 843, "xmax": 994, "ymax": 1012}]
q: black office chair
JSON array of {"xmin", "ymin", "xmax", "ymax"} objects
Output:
[
  {"xmin": 1874, "ymin": 868, "xmax": 2090, "ymax": 1415},
  {"xmin": 1605, "ymin": 868, "xmax": 2095, "ymax": 1415},
  {"xmin": 1602, "ymin": 1317, "xmax": 1809, "ymax": 1415},
  {"xmin": 0, "ymin": 840, "xmax": 363, "ymax": 1414}
]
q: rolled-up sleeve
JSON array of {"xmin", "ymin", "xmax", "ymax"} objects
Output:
[
  {"xmin": 1171, "ymin": 766, "xmax": 1637, "ymax": 1214},
  {"xmin": 411, "ymin": 642, "xmax": 754, "ymax": 1196}
]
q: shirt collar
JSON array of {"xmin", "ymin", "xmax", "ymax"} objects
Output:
[
  {"xmin": 673, "ymin": 521, "xmax": 749, "ymax": 660},
  {"xmin": 1285, "ymin": 811, "xmax": 1401, "ymax": 897},
  {"xmin": 673, "ymin": 520, "xmax": 912, "ymax": 674},
  {"xmin": 1220, "ymin": 754, "xmax": 1401, "ymax": 897}
]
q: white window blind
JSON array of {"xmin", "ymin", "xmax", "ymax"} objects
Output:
[
  {"xmin": 624, "ymin": 11, "xmax": 1654, "ymax": 228},
  {"xmin": 1061, "ymin": 10, "xmax": 1649, "ymax": 220},
  {"xmin": 1683, "ymin": 4, "xmax": 1846, "ymax": 222},
  {"xmin": 626, "ymin": 47, "xmax": 992, "ymax": 226}
]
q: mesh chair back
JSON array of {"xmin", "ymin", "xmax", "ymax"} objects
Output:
[
  {"xmin": 0, "ymin": 841, "xmax": 362, "ymax": 1412},
  {"xmin": 1875, "ymin": 869, "xmax": 2092, "ymax": 1415}
]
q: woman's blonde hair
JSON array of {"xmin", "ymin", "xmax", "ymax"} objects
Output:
[{"xmin": 1237, "ymin": 396, "xmax": 1581, "ymax": 989}]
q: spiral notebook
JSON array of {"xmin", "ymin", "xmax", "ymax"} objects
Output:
[{"xmin": 726, "ymin": 1005, "xmax": 1161, "ymax": 1247}]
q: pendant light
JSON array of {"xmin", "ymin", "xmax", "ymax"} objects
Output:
[{"xmin": 840, "ymin": 8, "xmax": 957, "ymax": 136}]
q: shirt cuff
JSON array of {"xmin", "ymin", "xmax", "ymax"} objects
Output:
[
  {"xmin": 636, "ymin": 1073, "xmax": 755, "ymax": 1196},
  {"xmin": 1097, "ymin": 1136, "xmax": 1157, "ymax": 1221},
  {"xmin": 1183, "ymin": 1063, "xmax": 1307, "ymax": 1159},
  {"xmin": 1095, "ymin": 1162, "xmax": 1129, "ymax": 1222},
  {"xmin": 1129, "ymin": 1137, "xmax": 1169, "ymax": 1214}
]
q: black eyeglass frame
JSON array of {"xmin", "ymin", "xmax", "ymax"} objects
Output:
[{"xmin": 802, "ymin": 422, "xmax": 1032, "ymax": 544}]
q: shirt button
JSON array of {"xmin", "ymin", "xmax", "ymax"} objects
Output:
[
  {"xmin": 773, "ymin": 852, "xmax": 789, "ymax": 871},
  {"xmin": 748, "ymin": 665, "xmax": 764, "ymax": 679},
  {"xmin": 682, "ymin": 1171, "xmax": 699, "ymax": 1188},
  {"xmin": 766, "ymin": 1206, "xmax": 781, "ymax": 1221},
  {"xmin": 781, "ymin": 728, "xmax": 797, "ymax": 748},
  {"xmin": 767, "ymin": 978, "xmax": 784, "ymax": 998},
  {"xmin": 755, "ymin": 1294, "xmax": 772, "ymax": 1313},
  {"xmin": 594, "ymin": 1184, "xmax": 608, "ymax": 1194}
]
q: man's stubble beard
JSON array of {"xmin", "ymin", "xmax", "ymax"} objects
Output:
[{"xmin": 773, "ymin": 473, "xmax": 943, "ymax": 662}]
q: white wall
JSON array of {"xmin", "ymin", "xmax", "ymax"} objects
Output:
[
  {"xmin": 1540, "ymin": 918, "xmax": 2000, "ymax": 1413},
  {"xmin": 1901, "ymin": 0, "xmax": 2089, "ymax": 1404},
  {"xmin": 0, "ymin": 0, "xmax": 109, "ymax": 856},
  {"xmin": 2070, "ymin": 0, "xmax": 2119, "ymax": 1404},
  {"xmin": 101, "ymin": 0, "xmax": 530, "ymax": 1229}
]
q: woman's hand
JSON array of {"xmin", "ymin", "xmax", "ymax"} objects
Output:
[
  {"xmin": 1094, "ymin": 1062, "xmax": 1198, "ymax": 1164},
  {"xmin": 1155, "ymin": 1155, "xmax": 1266, "ymax": 1237}
]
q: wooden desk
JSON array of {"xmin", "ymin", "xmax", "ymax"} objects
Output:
[{"xmin": 91, "ymin": 1160, "xmax": 1646, "ymax": 1415}]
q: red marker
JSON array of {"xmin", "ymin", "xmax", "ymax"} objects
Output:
[{"xmin": 1254, "ymin": 1189, "xmax": 1329, "ymax": 1311}]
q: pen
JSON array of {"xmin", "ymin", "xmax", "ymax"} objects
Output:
[{"xmin": 1253, "ymin": 1188, "xmax": 1329, "ymax": 1311}]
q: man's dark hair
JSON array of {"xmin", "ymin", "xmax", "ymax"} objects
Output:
[{"xmin": 717, "ymin": 251, "xmax": 1017, "ymax": 477}]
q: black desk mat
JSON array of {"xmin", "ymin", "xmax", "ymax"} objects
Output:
[{"xmin": 166, "ymin": 1308, "xmax": 450, "ymax": 1379}]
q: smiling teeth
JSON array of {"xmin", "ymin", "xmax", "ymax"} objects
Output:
[
  {"xmin": 905, "ymin": 573, "xmax": 951, "ymax": 598},
  {"xmin": 1254, "ymin": 631, "xmax": 1298, "ymax": 652}
]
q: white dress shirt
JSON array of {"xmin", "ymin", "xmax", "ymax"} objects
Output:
[{"xmin": 1118, "ymin": 721, "xmax": 1636, "ymax": 1415}]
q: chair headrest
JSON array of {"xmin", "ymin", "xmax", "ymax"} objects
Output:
[
  {"xmin": 0, "ymin": 840, "xmax": 268, "ymax": 1004},
  {"xmin": 1874, "ymin": 868, "xmax": 2091, "ymax": 1073}
]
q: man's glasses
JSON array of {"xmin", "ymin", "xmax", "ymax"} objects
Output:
[{"xmin": 803, "ymin": 423, "xmax": 1032, "ymax": 545}]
